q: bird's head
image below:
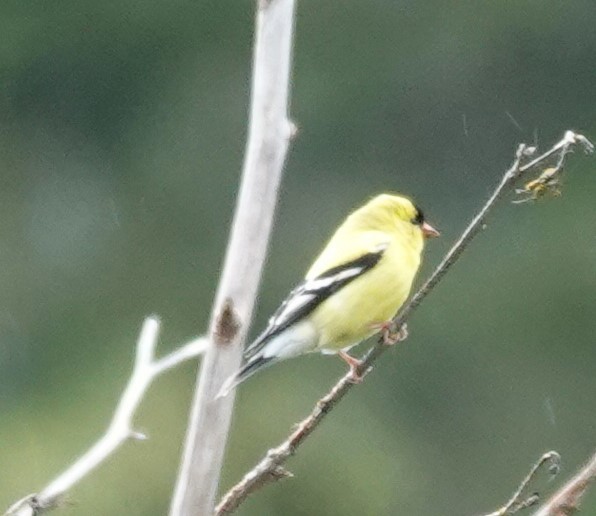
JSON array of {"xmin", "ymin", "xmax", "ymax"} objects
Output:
[{"xmin": 361, "ymin": 193, "xmax": 440, "ymax": 240}]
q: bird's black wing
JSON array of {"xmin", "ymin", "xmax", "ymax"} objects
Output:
[{"xmin": 244, "ymin": 245, "xmax": 387, "ymax": 359}]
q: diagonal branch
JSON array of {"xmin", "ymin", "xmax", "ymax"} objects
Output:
[
  {"xmin": 5, "ymin": 317, "xmax": 208, "ymax": 516},
  {"xmin": 215, "ymin": 130, "xmax": 594, "ymax": 515}
]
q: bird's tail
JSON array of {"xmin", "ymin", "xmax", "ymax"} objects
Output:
[{"xmin": 216, "ymin": 353, "xmax": 275, "ymax": 399}]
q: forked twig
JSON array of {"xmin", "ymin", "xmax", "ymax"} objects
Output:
[
  {"xmin": 532, "ymin": 450, "xmax": 596, "ymax": 516},
  {"xmin": 481, "ymin": 451, "xmax": 560, "ymax": 516},
  {"xmin": 5, "ymin": 318, "xmax": 207, "ymax": 516}
]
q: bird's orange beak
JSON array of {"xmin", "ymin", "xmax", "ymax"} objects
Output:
[{"xmin": 422, "ymin": 221, "xmax": 440, "ymax": 238}]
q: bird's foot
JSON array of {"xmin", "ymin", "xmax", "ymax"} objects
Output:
[
  {"xmin": 372, "ymin": 321, "xmax": 409, "ymax": 345},
  {"xmin": 338, "ymin": 350, "xmax": 364, "ymax": 383}
]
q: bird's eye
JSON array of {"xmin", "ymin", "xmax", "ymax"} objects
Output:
[{"xmin": 411, "ymin": 206, "xmax": 424, "ymax": 226}]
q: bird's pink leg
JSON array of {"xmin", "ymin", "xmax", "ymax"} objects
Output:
[
  {"xmin": 338, "ymin": 350, "xmax": 364, "ymax": 383},
  {"xmin": 371, "ymin": 321, "xmax": 409, "ymax": 345}
]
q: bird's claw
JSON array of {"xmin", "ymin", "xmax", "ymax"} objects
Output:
[
  {"xmin": 338, "ymin": 350, "xmax": 364, "ymax": 383},
  {"xmin": 373, "ymin": 321, "xmax": 408, "ymax": 345},
  {"xmin": 347, "ymin": 366, "xmax": 364, "ymax": 384}
]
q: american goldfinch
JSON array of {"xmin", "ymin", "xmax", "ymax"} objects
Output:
[{"xmin": 218, "ymin": 193, "xmax": 439, "ymax": 397}]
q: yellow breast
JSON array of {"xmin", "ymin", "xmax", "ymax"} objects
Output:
[{"xmin": 310, "ymin": 235, "xmax": 421, "ymax": 352}]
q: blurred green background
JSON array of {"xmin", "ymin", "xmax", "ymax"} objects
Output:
[{"xmin": 1, "ymin": 1, "xmax": 595, "ymax": 515}]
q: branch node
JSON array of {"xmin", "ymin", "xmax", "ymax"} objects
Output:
[
  {"xmin": 271, "ymin": 465, "xmax": 293, "ymax": 480},
  {"xmin": 517, "ymin": 143, "xmax": 529, "ymax": 158},
  {"xmin": 129, "ymin": 430, "xmax": 148, "ymax": 441},
  {"xmin": 4, "ymin": 493, "xmax": 63, "ymax": 516},
  {"xmin": 5, "ymin": 494, "xmax": 39, "ymax": 516},
  {"xmin": 316, "ymin": 399, "xmax": 331, "ymax": 415},
  {"xmin": 545, "ymin": 451, "xmax": 562, "ymax": 477},
  {"xmin": 514, "ymin": 492, "xmax": 540, "ymax": 511},
  {"xmin": 287, "ymin": 119, "xmax": 299, "ymax": 140},
  {"xmin": 214, "ymin": 298, "xmax": 241, "ymax": 346},
  {"xmin": 575, "ymin": 132, "xmax": 595, "ymax": 154}
]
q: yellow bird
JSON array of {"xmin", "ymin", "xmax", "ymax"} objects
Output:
[{"xmin": 218, "ymin": 193, "xmax": 439, "ymax": 397}]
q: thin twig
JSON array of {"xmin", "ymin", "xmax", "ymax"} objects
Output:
[
  {"xmin": 532, "ymin": 450, "xmax": 596, "ymax": 516},
  {"xmin": 5, "ymin": 318, "xmax": 208, "ymax": 516},
  {"xmin": 481, "ymin": 451, "xmax": 561, "ymax": 516},
  {"xmin": 169, "ymin": 0, "xmax": 297, "ymax": 514},
  {"xmin": 215, "ymin": 130, "xmax": 593, "ymax": 515}
]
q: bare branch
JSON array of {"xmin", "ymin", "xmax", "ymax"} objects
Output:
[
  {"xmin": 480, "ymin": 451, "xmax": 560, "ymax": 516},
  {"xmin": 153, "ymin": 337, "xmax": 208, "ymax": 375},
  {"xmin": 216, "ymin": 131, "xmax": 594, "ymax": 514},
  {"xmin": 532, "ymin": 450, "xmax": 596, "ymax": 516},
  {"xmin": 169, "ymin": 0, "xmax": 297, "ymax": 514},
  {"xmin": 5, "ymin": 318, "xmax": 207, "ymax": 516}
]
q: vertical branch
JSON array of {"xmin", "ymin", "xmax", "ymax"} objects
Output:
[{"xmin": 169, "ymin": 1, "xmax": 297, "ymax": 514}]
